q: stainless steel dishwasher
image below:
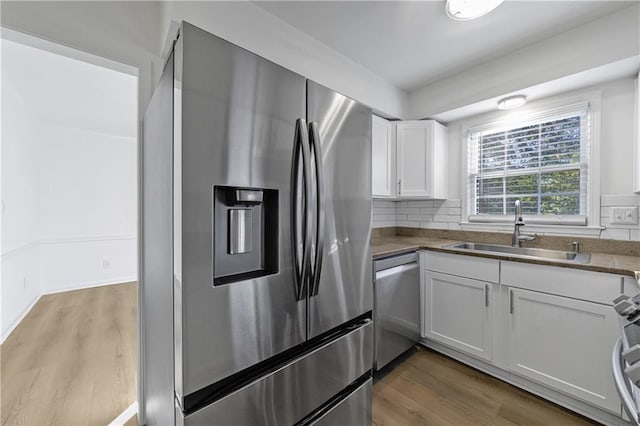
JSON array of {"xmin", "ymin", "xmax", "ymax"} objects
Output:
[{"xmin": 374, "ymin": 252, "xmax": 420, "ymax": 371}]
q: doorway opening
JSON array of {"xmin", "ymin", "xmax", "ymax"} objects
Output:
[{"xmin": 1, "ymin": 29, "xmax": 139, "ymax": 425}]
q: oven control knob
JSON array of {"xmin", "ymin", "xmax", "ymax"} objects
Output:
[
  {"xmin": 623, "ymin": 345, "xmax": 640, "ymax": 365},
  {"xmin": 626, "ymin": 362, "xmax": 640, "ymax": 385},
  {"xmin": 615, "ymin": 299, "xmax": 637, "ymax": 316}
]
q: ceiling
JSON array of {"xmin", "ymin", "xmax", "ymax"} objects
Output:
[
  {"xmin": 2, "ymin": 38, "xmax": 137, "ymax": 138},
  {"xmin": 255, "ymin": 1, "xmax": 635, "ymax": 92}
]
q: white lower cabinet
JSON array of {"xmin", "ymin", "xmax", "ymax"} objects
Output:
[
  {"xmin": 421, "ymin": 251, "xmax": 625, "ymax": 420},
  {"xmin": 507, "ymin": 287, "xmax": 620, "ymax": 413},
  {"xmin": 424, "ymin": 271, "xmax": 493, "ymax": 362}
]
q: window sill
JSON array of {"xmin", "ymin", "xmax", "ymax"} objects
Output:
[{"xmin": 459, "ymin": 221, "xmax": 604, "ymax": 237}]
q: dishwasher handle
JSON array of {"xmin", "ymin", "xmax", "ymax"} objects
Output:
[
  {"xmin": 374, "ymin": 252, "xmax": 419, "ymax": 272},
  {"xmin": 375, "ymin": 262, "xmax": 418, "ymax": 280}
]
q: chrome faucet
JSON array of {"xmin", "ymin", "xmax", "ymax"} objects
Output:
[{"xmin": 512, "ymin": 199, "xmax": 537, "ymax": 247}]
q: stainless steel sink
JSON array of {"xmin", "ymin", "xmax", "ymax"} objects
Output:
[{"xmin": 445, "ymin": 242, "xmax": 591, "ymax": 263}]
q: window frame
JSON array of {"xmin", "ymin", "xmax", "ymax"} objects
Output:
[{"xmin": 460, "ymin": 90, "xmax": 602, "ymax": 234}]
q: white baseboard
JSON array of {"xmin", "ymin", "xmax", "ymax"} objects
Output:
[
  {"xmin": 42, "ymin": 276, "xmax": 137, "ymax": 295},
  {"xmin": 1, "ymin": 294, "xmax": 42, "ymax": 345},
  {"xmin": 2, "ymin": 277, "xmax": 137, "ymax": 344}
]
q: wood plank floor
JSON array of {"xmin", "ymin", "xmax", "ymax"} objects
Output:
[
  {"xmin": 373, "ymin": 347, "xmax": 598, "ymax": 426},
  {"xmin": 1, "ymin": 282, "xmax": 137, "ymax": 426},
  {"xmin": 2, "ymin": 284, "xmax": 598, "ymax": 426}
]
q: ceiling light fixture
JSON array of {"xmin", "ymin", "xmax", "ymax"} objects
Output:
[
  {"xmin": 445, "ymin": 0, "xmax": 505, "ymax": 21},
  {"xmin": 498, "ymin": 95, "xmax": 527, "ymax": 110}
]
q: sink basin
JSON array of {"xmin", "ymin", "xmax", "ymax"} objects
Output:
[{"xmin": 445, "ymin": 242, "xmax": 591, "ymax": 263}]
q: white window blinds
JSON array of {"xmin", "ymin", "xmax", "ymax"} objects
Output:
[{"xmin": 467, "ymin": 101, "xmax": 590, "ymax": 225}]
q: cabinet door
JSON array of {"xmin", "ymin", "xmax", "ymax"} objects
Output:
[
  {"xmin": 396, "ymin": 121, "xmax": 433, "ymax": 198},
  {"xmin": 507, "ymin": 288, "xmax": 620, "ymax": 413},
  {"xmin": 372, "ymin": 115, "xmax": 395, "ymax": 198},
  {"xmin": 424, "ymin": 271, "xmax": 492, "ymax": 362}
]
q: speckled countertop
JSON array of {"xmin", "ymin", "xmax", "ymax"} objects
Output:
[{"xmin": 372, "ymin": 235, "xmax": 640, "ymax": 280}]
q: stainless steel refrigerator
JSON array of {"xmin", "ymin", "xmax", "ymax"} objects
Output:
[{"xmin": 142, "ymin": 22, "xmax": 373, "ymax": 425}]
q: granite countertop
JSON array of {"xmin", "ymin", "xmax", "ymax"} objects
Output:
[{"xmin": 372, "ymin": 235, "xmax": 640, "ymax": 280}]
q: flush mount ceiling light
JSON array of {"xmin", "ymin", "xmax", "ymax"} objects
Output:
[
  {"xmin": 445, "ymin": 0, "xmax": 505, "ymax": 21},
  {"xmin": 498, "ymin": 95, "xmax": 527, "ymax": 110}
]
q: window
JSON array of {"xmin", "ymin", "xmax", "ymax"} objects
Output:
[{"xmin": 467, "ymin": 101, "xmax": 590, "ymax": 225}]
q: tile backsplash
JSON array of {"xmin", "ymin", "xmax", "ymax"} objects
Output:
[
  {"xmin": 600, "ymin": 194, "xmax": 640, "ymax": 241},
  {"xmin": 373, "ymin": 194, "xmax": 640, "ymax": 241}
]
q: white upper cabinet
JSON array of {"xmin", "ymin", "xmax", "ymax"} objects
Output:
[
  {"xmin": 372, "ymin": 115, "xmax": 396, "ymax": 198},
  {"xmin": 396, "ymin": 120, "xmax": 448, "ymax": 199},
  {"xmin": 371, "ymin": 117, "xmax": 448, "ymax": 199}
]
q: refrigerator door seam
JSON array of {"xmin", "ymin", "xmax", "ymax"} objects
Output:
[{"xmin": 309, "ymin": 121, "xmax": 325, "ymax": 297}]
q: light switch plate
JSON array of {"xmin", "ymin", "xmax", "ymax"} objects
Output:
[{"xmin": 611, "ymin": 206, "xmax": 639, "ymax": 225}]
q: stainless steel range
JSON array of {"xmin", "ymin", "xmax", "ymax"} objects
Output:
[
  {"xmin": 612, "ymin": 293, "xmax": 640, "ymax": 425},
  {"xmin": 142, "ymin": 22, "xmax": 373, "ymax": 425}
]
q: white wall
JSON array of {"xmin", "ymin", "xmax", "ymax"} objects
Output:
[
  {"xmin": 1, "ymin": 83, "xmax": 42, "ymax": 340},
  {"xmin": 0, "ymin": 1, "xmax": 164, "ymax": 115},
  {"xmin": 385, "ymin": 77, "xmax": 640, "ymax": 240},
  {"xmin": 1, "ymin": 39, "xmax": 138, "ymax": 341},
  {"xmin": 409, "ymin": 4, "xmax": 640, "ymax": 120},
  {"xmin": 38, "ymin": 125, "xmax": 137, "ymax": 293},
  {"xmin": 163, "ymin": 1, "xmax": 408, "ymax": 119}
]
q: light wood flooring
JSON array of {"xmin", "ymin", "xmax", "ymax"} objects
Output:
[
  {"xmin": 1, "ymin": 282, "xmax": 137, "ymax": 426},
  {"xmin": 373, "ymin": 347, "xmax": 598, "ymax": 426},
  {"xmin": 2, "ymin": 284, "xmax": 598, "ymax": 425}
]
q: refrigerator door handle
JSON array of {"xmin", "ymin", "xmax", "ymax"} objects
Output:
[
  {"xmin": 309, "ymin": 122, "xmax": 325, "ymax": 297},
  {"xmin": 292, "ymin": 118, "xmax": 313, "ymax": 301}
]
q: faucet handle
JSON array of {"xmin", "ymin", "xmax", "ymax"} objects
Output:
[{"xmin": 569, "ymin": 241, "xmax": 580, "ymax": 253}]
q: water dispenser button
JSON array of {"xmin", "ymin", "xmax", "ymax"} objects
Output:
[{"xmin": 234, "ymin": 189, "xmax": 263, "ymax": 204}]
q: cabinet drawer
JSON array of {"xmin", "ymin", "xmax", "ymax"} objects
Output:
[
  {"xmin": 424, "ymin": 251, "xmax": 499, "ymax": 283},
  {"xmin": 501, "ymin": 261, "xmax": 622, "ymax": 305}
]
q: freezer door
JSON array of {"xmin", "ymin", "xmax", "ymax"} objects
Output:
[
  {"xmin": 182, "ymin": 322, "xmax": 373, "ymax": 426},
  {"xmin": 175, "ymin": 23, "xmax": 307, "ymax": 399},
  {"xmin": 309, "ymin": 379, "xmax": 372, "ymax": 426},
  {"xmin": 306, "ymin": 80, "xmax": 373, "ymax": 338}
]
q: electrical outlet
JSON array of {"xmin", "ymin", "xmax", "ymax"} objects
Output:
[
  {"xmin": 102, "ymin": 259, "xmax": 111, "ymax": 269},
  {"xmin": 611, "ymin": 206, "xmax": 639, "ymax": 225}
]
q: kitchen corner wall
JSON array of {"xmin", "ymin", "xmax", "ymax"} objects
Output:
[
  {"xmin": 1, "ymin": 120, "xmax": 137, "ymax": 342},
  {"xmin": 373, "ymin": 76, "xmax": 640, "ymax": 242},
  {"xmin": 372, "ymin": 199, "xmax": 462, "ymax": 230}
]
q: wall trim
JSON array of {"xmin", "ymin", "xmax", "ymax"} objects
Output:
[
  {"xmin": 2, "ymin": 235, "xmax": 135, "ymax": 259},
  {"xmin": 1, "ymin": 293, "xmax": 41, "ymax": 345},
  {"xmin": 39, "ymin": 235, "xmax": 136, "ymax": 244},
  {"xmin": 1, "ymin": 240, "xmax": 39, "ymax": 260},
  {"xmin": 42, "ymin": 276, "xmax": 137, "ymax": 295}
]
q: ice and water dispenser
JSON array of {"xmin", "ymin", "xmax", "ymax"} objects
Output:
[{"xmin": 213, "ymin": 186, "xmax": 278, "ymax": 285}]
